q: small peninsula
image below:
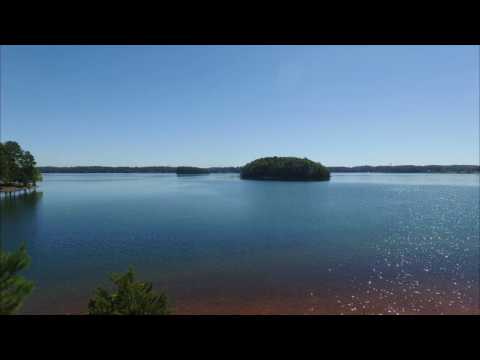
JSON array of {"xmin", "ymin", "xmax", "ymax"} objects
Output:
[
  {"xmin": 241, "ymin": 157, "xmax": 330, "ymax": 181},
  {"xmin": 176, "ymin": 166, "xmax": 210, "ymax": 175}
]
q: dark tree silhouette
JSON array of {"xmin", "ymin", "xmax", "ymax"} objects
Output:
[
  {"xmin": 0, "ymin": 244, "xmax": 34, "ymax": 315},
  {"xmin": 241, "ymin": 156, "xmax": 330, "ymax": 181},
  {"xmin": 0, "ymin": 141, "xmax": 42, "ymax": 187},
  {"xmin": 88, "ymin": 267, "xmax": 170, "ymax": 315},
  {"xmin": 176, "ymin": 166, "xmax": 209, "ymax": 175}
]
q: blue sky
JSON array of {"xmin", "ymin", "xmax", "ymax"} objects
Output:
[{"xmin": 1, "ymin": 45, "xmax": 478, "ymax": 167}]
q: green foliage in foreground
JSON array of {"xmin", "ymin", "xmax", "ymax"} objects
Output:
[
  {"xmin": 241, "ymin": 156, "xmax": 330, "ymax": 181},
  {"xmin": 88, "ymin": 268, "xmax": 170, "ymax": 315},
  {"xmin": 0, "ymin": 244, "xmax": 34, "ymax": 315}
]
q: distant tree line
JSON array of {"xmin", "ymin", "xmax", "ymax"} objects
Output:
[
  {"xmin": 207, "ymin": 167, "xmax": 242, "ymax": 173},
  {"xmin": 176, "ymin": 166, "xmax": 210, "ymax": 174},
  {"xmin": 38, "ymin": 166, "xmax": 178, "ymax": 173},
  {"xmin": 38, "ymin": 166, "xmax": 243, "ymax": 174},
  {"xmin": 328, "ymin": 165, "xmax": 480, "ymax": 173},
  {"xmin": 0, "ymin": 141, "xmax": 42, "ymax": 187}
]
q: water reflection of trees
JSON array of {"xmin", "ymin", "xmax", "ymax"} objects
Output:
[{"xmin": 0, "ymin": 191, "xmax": 43, "ymax": 250}]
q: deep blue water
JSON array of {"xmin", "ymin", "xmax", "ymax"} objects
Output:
[{"xmin": 2, "ymin": 173, "xmax": 479, "ymax": 314}]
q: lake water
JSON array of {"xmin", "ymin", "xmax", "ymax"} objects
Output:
[{"xmin": 2, "ymin": 173, "xmax": 479, "ymax": 314}]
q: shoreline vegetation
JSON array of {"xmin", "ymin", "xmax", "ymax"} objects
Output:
[
  {"xmin": 241, "ymin": 157, "xmax": 330, "ymax": 181},
  {"xmin": 0, "ymin": 141, "xmax": 42, "ymax": 194},
  {"xmin": 37, "ymin": 164, "xmax": 480, "ymax": 174}
]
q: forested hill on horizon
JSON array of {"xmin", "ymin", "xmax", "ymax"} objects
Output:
[{"xmin": 38, "ymin": 165, "xmax": 480, "ymax": 174}]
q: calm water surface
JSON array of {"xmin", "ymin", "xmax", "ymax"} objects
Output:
[{"xmin": 2, "ymin": 173, "xmax": 479, "ymax": 314}]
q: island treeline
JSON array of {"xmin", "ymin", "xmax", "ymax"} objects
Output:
[
  {"xmin": 241, "ymin": 157, "xmax": 330, "ymax": 181},
  {"xmin": 0, "ymin": 141, "xmax": 42, "ymax": 188},
  {"xmin": 38, "ymin": 164, "xmax": 479, "ymax": 174}
]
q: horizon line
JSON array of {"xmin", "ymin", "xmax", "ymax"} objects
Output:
[{"xmin": 38, "ymin": 164, "xmax": 480, "ymax": 168}]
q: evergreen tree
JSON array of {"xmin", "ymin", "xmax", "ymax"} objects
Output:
[
  {"xmin": 3, "ymin": 141, "xmax": 23, "ymax": 183},
  {"xmin": 0, "ymin": 244, "xmax": 34, "ymax": 315},
  {"xmin": 19, "ymin": 151, "xmax": 42, "ymax": 186},
  {"xmin": 0, "ymin": 143, "xmax": 8, "ymax": 183},
  {"xmin": 88, "ymin": 267, "xmax": 170, "ymax": 315}
]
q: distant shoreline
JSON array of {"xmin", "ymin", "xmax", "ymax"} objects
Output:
[{"xmin": 38, "ymin": 165, "xmax": 480, "ymax": 174}]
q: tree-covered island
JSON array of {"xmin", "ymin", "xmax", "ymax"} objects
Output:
[{"xmin": 241, "ymin": 157, "xmax": 330, "ymax": 181}]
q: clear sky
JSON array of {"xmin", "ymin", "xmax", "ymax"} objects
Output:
[{"xmin": 1, "ymin": 45, "xmax": 478, "ymax": 167}]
